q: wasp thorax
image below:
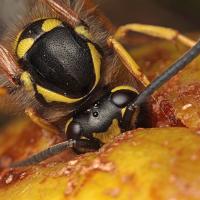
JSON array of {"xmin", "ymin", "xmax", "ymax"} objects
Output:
[{"xmin": 15, "ymin": 18, "xmax": 102, "ymax": 103}]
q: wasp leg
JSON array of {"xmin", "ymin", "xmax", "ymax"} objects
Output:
[
  {"xmin": 108, "ymin": 37, "xmax": 150, "ymax": 87},
  {"xmin": 42, "ymin": 0, "xmax": 81, "ymax": 27},
  {"xmin": 0, "ymin": 44, "xmax": 21, "ymax": 85},
  {"xmin": 25, "ymin": 107, "xmax": 59, "ymax": 134},
  {"xmin": 115, "ymin": 24, "xmax": 196, "ymax": 48}
]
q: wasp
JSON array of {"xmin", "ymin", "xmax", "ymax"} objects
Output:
[{"xmin": 0, "ymin": 0, "xmax": 199, "ymax": 167}]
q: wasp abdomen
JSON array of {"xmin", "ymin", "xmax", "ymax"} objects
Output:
[{"xmin": 15, "ymin": 18, "xmax": 102, "ymax": 103}]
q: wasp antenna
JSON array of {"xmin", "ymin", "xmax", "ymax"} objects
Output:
[
  {"xmin": 10, "ymin": 139, "xmax": 76, "ymax": 168},
  {"xmin": 122, "ymin": 39, "xmax": 200, "ymax": 131},
  {"xmin": 134, "ymin": 39, "xmax": 200, "ymax": 106}
]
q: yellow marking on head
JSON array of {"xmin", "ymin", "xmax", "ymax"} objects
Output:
[
  {"xmin": 20, "ymin": 72, "xmax": 34, "ymax": 91},
  {"xmin": 65, "ymin": 118, "xmax": 73, "ymax": 134},
  {"xmin": 88, "ymin": 43, "xmax": 101, "ymax": 91},
  {"xmin": 42, "ymin": 19, "xmax": 62, "ymax": 32},
  {"xmin": 111, "ymin": 85, "xmax": 139, "ymax": 94},
  {"xmin": 17, "ymin": 38, "xmax": 34, "ymax": 59},
  {"xmin": 36, "ymin": 85, "xmax": 83, "ymax": 103},
  {"xmin": 93, "ymin": 119, "xmax": 121, "ymax": 144},
  {"xmin": 75, "ymin": 26, "xmax": 92, "ymax": 40}
]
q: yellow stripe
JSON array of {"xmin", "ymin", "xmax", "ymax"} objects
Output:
[
  {"xmin": 121, "ymin": 107, "xmax": 127, "ymax": 117},
  {"xmin": 65, "ymin": 118, "xmax": 73, "ymax": 134},
  {"xmin": 20, "ymin": 72, "xmax": 34, "ymax": 91},
  {"xmin": 76, "ymin": 26, "xmax": 101, "ymax": 92},
  {"xmin": 20, "ymin": 72, "xmax": 84, "ymax": 104},
  {"xmin": 17, "ymin": 38, "xmax": 34, "ymax": 58},
  {"xmin": 75, "ymin": 25, "xmax": 92, "ymax": 40},
  {"xmin": 111, "ymin": 85, "xmax": 139, "ymax": 93},
  {"xmin": 42, "ymin": 19, "xmax": 62, "ymax": 32},
  {"xmin": 36, "ymin": 85, "xmax": 83, "ymax": 103},
  {"xmin": 87, "ymin": 43, "xmax": 101, "ymax": 91}
]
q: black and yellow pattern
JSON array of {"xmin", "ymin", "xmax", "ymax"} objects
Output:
[
  {"xmin": 15, "ymin": 18, "xmax": 102, "ymax": 104},
  {"xmin": 65, "ymin": 85, "xmax": 139, "ymax": 152},
  {"xmin": 16, "ymin": 19, "xmax": 63, "ymax": 59}
]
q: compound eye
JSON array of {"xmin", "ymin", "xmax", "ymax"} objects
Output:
[
  {"xmin": 111, "ymin": 86, "xmax": 138, "ymax": 108},
  {"xmin": 112, "ymin": 92, "xmax": 130, "ymax": 107},
  {"xmin": 66, "ymin": 121, "xmax": 82, "ymax": 140}
]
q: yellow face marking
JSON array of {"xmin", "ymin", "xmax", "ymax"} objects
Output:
[
  {"xmin": 36, "ymin": 85, "xmax": 83, "ymax": 103},
  {"xmin": 111, "ymin": 85, "xmax": 139, "ymax": 94},
  {"xmin": 17, "ymin": 38, "xmax": 34, "ymax": 59},
  {"xmin": 88, "ymin": 43, "xmax": 101, "ymax": 91},
  {"xmin": 93, "ymin": 119, "xmax": 121, "ymax": 144},
  {"xmin": 75, "ymin": 26, "xmax": 92, "ymax": 40},
  {"xmin": 42, "ymin": 19, "xmax": 62, "ymax": 32},
  {"xmin": 65, "ymin": 118, "xmax": 73, "ymax": 134},
  {"xmin": 20, "ymin": 72, "xmax": 34, "ymax": 91}
]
